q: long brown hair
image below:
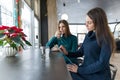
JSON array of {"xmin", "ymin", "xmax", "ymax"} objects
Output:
[
  {"xmin": 87, "ymin": 7, "xmax": 116, "ymax": 52},
  {"xmin": 58, "ymin": 20, "xmax": 71, "ymax": 37}
]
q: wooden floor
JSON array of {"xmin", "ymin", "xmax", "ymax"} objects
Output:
[{"xmin": 110, "ymin": 52, "xmax": 120, "ymax": 80}]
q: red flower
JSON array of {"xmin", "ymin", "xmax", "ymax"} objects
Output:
[
  {"xmin": 9, "ymin": 26, "xmax": 23, "ymax": 33},
  {"xmin": 3, "ymin": 32, "xmax": 10, "ymax": 37},
  {"xmin": 0, "ymin": 25, "xmax": 32, "ymax": 50},
  {"xmin": 9, "ymin": 26, "xmax": 17, "ymax": 30},
  {"xmin": 0, "ymin": 25, "xmax": 9, "ymax": 30},
  {"xmin": 15, "ymin": 28, "xmax": 23, "ymax": 33},
  {"xmin": 10, "ymin": 33, "xmax": 18, "ymax": 37},
  {"xmin": 20, "ymin": 32, "xmax": 27, "ymax": 37}
]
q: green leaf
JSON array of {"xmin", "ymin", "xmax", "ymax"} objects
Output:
[
  {"xmin": 3, "ymin": 41, "xmax": 8, "ymax": 46},
  {"xmin": 20, "ymin": 44, "xmax": 25, "ymax": 49},
  {"xmin": 11, "ymin": 36, "xmax": 21, "ymax": 43},
  {"xmin": 10, "ymin": 43, "xmax": 18, "ymax": 50},
  {"xmin": 0, "ymin": 40, "xmax": 3, "ymax": 46},
  {"xmin": 25, "ymin": 40, "xmax": 32, "ymax": 46},
  {"xmin": 11, "ymin": 36, "xmax": 24, "ymax": 45},
  {"xmin": 0, "ymin": 30, "xmax": 5, "ymax": 33},
  {"xmin": 0, "ymin": 33, "xmax": 5, "ymax": 38}
]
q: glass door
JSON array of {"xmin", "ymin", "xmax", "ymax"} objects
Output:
[{"xmin": 34, "ymin": 17, "xmax": 39, "ymax": 48}]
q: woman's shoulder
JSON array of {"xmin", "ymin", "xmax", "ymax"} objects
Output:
[
  {"xmin": 69, "ymin": 34, "xmax": 77, "ymax": 39},
  {"xmin": 67, "ymin": 35, "xmax": 77, "ymax": 41}
]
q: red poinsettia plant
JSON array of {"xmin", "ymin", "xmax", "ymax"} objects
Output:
[{"xmin": 0, "ymin": 25, "xmax": 32, "ymax": 50}]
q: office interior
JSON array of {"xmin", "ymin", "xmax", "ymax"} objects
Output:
[{"xmin": 0, "ymin": 0, "xmax": 120, "ymax": 80}]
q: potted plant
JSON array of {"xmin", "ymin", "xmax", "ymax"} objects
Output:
[{"xmin": 0, "ymin": 25, "xmax": 32, "ymax": 56}]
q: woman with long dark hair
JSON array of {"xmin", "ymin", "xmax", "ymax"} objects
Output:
[{"xmin": 60, "ymin": 7, "xmax": 116, "ymax": 80}]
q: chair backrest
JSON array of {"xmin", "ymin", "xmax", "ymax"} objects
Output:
[{"xmin": 110, "ymin": 64, "xmax": 117, "ymax": 80}]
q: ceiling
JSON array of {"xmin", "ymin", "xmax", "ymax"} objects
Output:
[{"xmin": 56, "ymin": 0, "xmax": 120, "ymax": 23}]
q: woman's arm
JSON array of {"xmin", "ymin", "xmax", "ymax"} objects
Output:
[
  {"xmin": 67, "ymin": 46, "xmax": 84, "ymax": 58},
  {"xmin": 59, "ymin": 45, "xmax": 84, "ymax": 58},
  {"xmin": 46, "ymin": 36, "xmax": 58, "ymax": 49}
]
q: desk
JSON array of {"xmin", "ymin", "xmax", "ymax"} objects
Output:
[{"xmin": 0, "ymin": 48, "xmax": 72, "ymax": 80}]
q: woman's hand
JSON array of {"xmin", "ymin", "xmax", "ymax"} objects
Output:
[
  {"xmin": 59, "ymin": 45, "xmax": 68, "ymax": 55},
  {"xmin": 67, "ymin": 64, "xmax": 78, "ymax": 73},
  {"xmin": 55, "ymin": 30, "xmax": 61, "ymax": 39}
]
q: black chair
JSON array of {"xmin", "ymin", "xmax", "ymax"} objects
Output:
[
  {"xmin": 116, "ymin": 40, "xmax": 120, "ymax": 51},
  {"xmin": 110, "ymin": 64, "xmax": 117, "ymax": 80}
]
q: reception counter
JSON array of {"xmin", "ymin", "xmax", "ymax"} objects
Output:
[{"xmin": 0, "ymin": 48, "xmax": 72, "ymax": 80}]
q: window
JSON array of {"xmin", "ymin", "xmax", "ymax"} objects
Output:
[
  {"xmin": 21, "ymin": 2, "xmax": 32, "ymax": 48},
  {"xmin": 69, "ymin": 24, "xmax": 87, "ymax": 44},
  {"xmin": 110, "ymin": 23, "xmax": 120, "ymax": 39},
  {"xmin": 69, "ymin": 23, "xmax": 119, "ymax": 44},
  {"xmin": 0, "ymin": 0, "xmax": 14, "ymax": 25}
]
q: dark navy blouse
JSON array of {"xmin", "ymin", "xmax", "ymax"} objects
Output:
[{"xmin": 67, "ymin": 31, "xmax": 111, "ymax": 80}]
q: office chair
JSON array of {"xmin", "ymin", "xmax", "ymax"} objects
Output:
[{"xmin": 110, "ymin": 64, "xmax": 117, "ymax": 80}]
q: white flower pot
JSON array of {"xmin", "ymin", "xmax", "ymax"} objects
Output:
[{"xmin": 3, "ymin": 46, "xmax": 17, "ymax": 56}]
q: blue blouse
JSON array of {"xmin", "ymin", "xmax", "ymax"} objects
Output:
[{"xmin": 67, "ymin": 31, "xmax": 111, "ymax": 80}]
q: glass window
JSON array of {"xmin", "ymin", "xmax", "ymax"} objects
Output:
[
  {"xmin": 69, "ymin": 25, "xmax": 78, "ymax": 36},
  {"xmin": 69, "ymin": 24, "xmax": 87, "ymax": 44},
  {"xmin": 110, "ymin": 23, "xmax": 120, "ymax": 39},
  {"xmin": 109, "ymin": 24, "xmax": 116, "ymax": 32},
  {"xmin": 69, "ymin": 23, "xmax": 119, "ymax": 43},
  {"xmin": 0, "ymin": 0, "xmax": 14, "ymax": 56},
  {"xmin": 77, "ymin": 33, "xmax": 86, "ymax": 44},
  {"xmin": 0, "ymin": 0, "xmax": 14, "ymax": 25},
  {"xmin": 21, "ymin": 1, "xmax": 32, "ymax": 48}
]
